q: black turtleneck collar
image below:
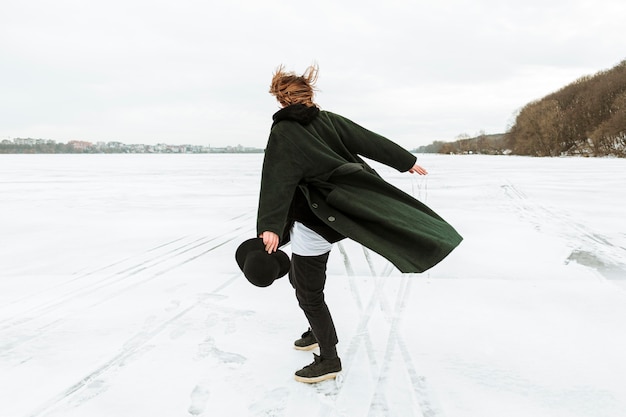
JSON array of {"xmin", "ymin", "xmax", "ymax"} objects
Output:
[{"xmin": 272, "ymin": 104, "xmax": 320, "ymax": 127}]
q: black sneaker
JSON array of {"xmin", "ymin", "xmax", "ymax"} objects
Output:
[
  {"xmin": 294, "ymin": 353, "xmax": 342, "ymax": 383},
  {"xmin": 294, "ymin": 329, "xmax": 318, "ymax": 351}
]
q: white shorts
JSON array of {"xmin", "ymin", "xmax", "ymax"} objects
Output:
[{"xmin": 290, "ymin": 221, "xmax": 332, "ymax": 256}]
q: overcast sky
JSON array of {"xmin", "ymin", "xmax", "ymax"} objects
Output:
[{"xmin": 2, "ymin": 0, "xmax": 625, "ymax": 149}]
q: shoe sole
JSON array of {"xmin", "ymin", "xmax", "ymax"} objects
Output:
[
  {"xmin": 294, "ymin": 371, "xmax": 340, "ymax": 383},
  {"xmin": 293, "ymin": 342, "xmax": 319, "ymax": 351}
]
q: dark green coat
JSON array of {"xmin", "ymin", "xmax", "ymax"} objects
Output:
[{"xmin": 257, "ymin": 105, "xmax": 462, "ymax": 273}]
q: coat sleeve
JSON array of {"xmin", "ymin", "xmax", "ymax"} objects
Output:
[
  {"xmin": 329, "ymin": 113, "xmax": 417, "ymax": 172},
  {"xmin": 256, "ymin": 131, "xmax": 304, "ymax": 239}
]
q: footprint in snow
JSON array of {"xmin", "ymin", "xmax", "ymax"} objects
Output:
[
  {"xmin": 248, "ymin": 387, "xmax": 289, "ymax": 416},
  {"xmin": 212, "ymin": 346, "xmax": 246, "ymax": 365},
  {"xmin": 195, "ymin": 336, "xmax": 246, "ymax": 364},
  {"xmin": 188, "ymin": 384, "xmax": 210, "ymax": 416}
]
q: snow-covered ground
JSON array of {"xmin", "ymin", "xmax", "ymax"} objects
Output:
[{"xmin": 1, "ymin": 153, "xmax": 625, "ymax": 417}]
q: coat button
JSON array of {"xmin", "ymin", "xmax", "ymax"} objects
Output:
[
  {"xmin": 312, "ymin": 203, "xmax": 318, "ymax": 209},
  {"xmin": 328, "ymin": 216, "xmax": 335, "ymax": 222}
]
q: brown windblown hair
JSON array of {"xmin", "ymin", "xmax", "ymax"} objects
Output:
[{"xmin": 269, "ymin": 64, "xmax": 319, "ymax": 108}]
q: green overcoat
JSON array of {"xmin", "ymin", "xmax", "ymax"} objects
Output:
[{"xmin": 256, "ymin": 105, "xmax": 462, "ymax": 273}]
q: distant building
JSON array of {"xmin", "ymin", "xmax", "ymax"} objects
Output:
[
  {"xmin": 68, "ymin": 141, "xmax": 94, "ymax": 152},
  {"xmin": 14, "ymin": 138, "xmax": 36, "ymax": 145},
  {"xmin": 107, "ymin": 141, "xmax": 125, "ymax": 149}
]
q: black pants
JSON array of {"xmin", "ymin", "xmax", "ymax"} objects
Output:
[{"xmin": 289, "ymin": 252, "xmax": 338, "ymax": 359}]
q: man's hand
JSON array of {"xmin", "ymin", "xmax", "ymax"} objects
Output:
[
  {"xmin": 408, "ymin": 164, "xmax": 428, "ymax": 175},
  {"xmin": 259, "ymin": 231, "xmax": 280, "ymax": 254}
]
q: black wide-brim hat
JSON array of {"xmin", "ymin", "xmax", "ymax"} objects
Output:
[{"xmin": 235, "ymin": 238, "xmax": 290, "ymax": 287}]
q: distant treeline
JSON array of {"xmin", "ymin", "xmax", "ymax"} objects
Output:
[
  {"xmin": 417, "ymin": 59, "xmax": 626, "ymax": 157},
  {"xmin": 0, "ymin": 141, "xmax": 264, "ymax": 154},
  {"xmin": 0, "ymin": 143, "xmax": 78, "ymax": 154},
  {"xmin": 415, "ymin": 134, "xmax": 508, "ymax": 155}
]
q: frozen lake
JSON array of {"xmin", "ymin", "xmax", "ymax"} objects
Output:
[{"xmin": 1, "ymin": 153, "xmax": 626, "ymax": 417}]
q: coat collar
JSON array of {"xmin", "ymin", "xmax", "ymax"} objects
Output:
[{"xmin": 272, "ymin": 104, "xmax": 320, "ymax": 127}]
